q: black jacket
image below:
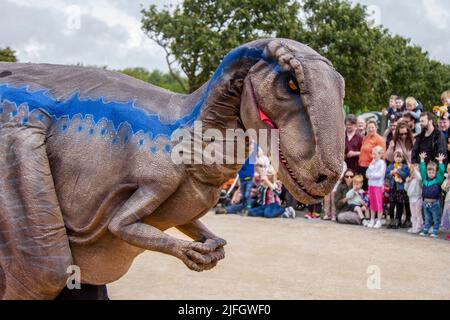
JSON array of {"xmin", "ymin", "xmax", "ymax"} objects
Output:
[{"xmin": 411, "ymin": 127, "xmax": 448, "ymax": 164}]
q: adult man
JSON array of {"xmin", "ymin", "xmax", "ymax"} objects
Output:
[
  {"xmin": 344, "ymin": 114, "xmax": 363, "ymax": 173},
  {"xmin": 411, "ymin": 112, "xmax": 447, "ymax": 165},
  {"xmin": 438, "ymin": 116, "xmax": 450, "ymax": 140}
]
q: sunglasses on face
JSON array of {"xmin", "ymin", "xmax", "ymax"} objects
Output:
[{"xmin": 345, "ymin": 175, "xmax": 354, "ymax": 178}]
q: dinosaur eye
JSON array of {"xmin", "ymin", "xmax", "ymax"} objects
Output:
[{"xmin": 288, "ymin": 77, "xmax": 300, "ymax": 94}]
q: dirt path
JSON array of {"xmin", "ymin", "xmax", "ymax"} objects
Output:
[{"xmin": 108, "ymin": 212, "xmax": 450, "ymax": 299}]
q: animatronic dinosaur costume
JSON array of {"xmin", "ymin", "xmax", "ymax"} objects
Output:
[{"xmin": 0, "ymin": 38, "xmax": 345, "ymax": 299}]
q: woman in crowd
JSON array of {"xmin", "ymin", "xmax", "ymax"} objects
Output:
[
  {"xmin": 333, "ymin": 169, "xmax": 362, "ymax": 225},
  {"xmin": 358, "ymin": 120, "xmax": 386, "ymax": 190},
  {"xmin": 386, "ymin": 120, "xmax": 415, "ymax": 164}
]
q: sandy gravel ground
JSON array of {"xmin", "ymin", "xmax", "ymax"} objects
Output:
[{"xmin": 108, "ymin": 211, "xmax": 450, "ymax": 300}]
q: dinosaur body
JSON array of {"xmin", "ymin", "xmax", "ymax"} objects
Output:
[{"xmin": 0, "ymin": 39, "xmax": 345, "ymax": 299}]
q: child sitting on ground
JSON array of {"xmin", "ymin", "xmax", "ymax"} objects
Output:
[
  {"xmin": 386, "ymin": 151, "xmax": 410, "ymax": 229},
  {"xmin": 345, "ymin": 175, "xmax": 369, "ymax": 225},
  {"xmin": 419, "ymin": 152, "xmax": 446, "ymax": 238},
  {"xmin": 247, "ymin": 167, "xmax": 296, "ymax": 219},
  {"xmin": 405, "ymin": 163, "xmax": 423, "ymax": 234},
  {"xmin": 440, "ymin": 164, "xmax": 450, "ymax": 241}
]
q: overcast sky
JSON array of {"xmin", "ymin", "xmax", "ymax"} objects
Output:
[{"xmin": 0, "ymin": 0, "xmax": 449, "ymax": 72}]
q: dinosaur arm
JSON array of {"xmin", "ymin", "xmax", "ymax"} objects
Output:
[
  {"xmin": 176, "ymin": 220, "xmax": 227, "ymax": 246},
  {"xmin": 108, "ymin": 186, "xmax": 224, "ymax": 272}
]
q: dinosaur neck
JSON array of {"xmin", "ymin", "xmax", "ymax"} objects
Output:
[{"xmin": 182, "ymin": 63, "xmax": 256, "ymax": 187}]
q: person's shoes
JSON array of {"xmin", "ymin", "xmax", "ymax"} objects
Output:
[
  {"xmin": 288, "ymin": 207, "xmax": 296, "ymax": 219},
  {"xmin": 304, "ymin": 212, "xmax": 320, "ymax": 220},
  {"xmin": 407, "ymin": 228, "xmax": 415, "ymax": 233},
  {"xmin": 215, "ymin": 207, "xmax": 227, "ymax": 215},
  {"xmin": 419, "ymin": 230, "xmax": 428, "ymax": 236},
  {"xmin": 282, "ymin": 207, "xmax": 295, "ymax": 219},
  {"xmin": 430, "ymin": 232, "xmax": 439, "ymax": 238},
  {"xmin": 362, "ymin": 219, "xmax": 370, "ymax": 227},
  {"xmin": 401, "ymin": 220, "xmax": 412, "ymax": 229},
  {"xmin": 374, "ymin": 220, "xmax": 382, "ymax": 229},
  {"xmin": 386, "ymin": 220, "xmax": 394, "ymax": 229},
  {"xmin": 391, "ymin": 219, "xmax": 399, "ymax": 229},
  {"xmin": 304, "ymin": 212, "xmax": 314, "ymax": 219},
  {"xmin": 367, "ymin": 220, "xmax": 375, "ymax": 228},
  {"xmin": 240, "ymin": 208, "xmax": 249, "ymax": 216}
]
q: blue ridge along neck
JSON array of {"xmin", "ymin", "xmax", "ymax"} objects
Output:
[{"xmin": 0, "ymin": 46, "xmax": 266, "ymax": 141}]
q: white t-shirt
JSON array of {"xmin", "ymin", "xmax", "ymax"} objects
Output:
[{"xmin": 366, "ymin": 159, "xmax": 386, "ymax": 187}]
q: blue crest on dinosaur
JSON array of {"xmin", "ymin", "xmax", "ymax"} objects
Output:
[{"xmin": 0, "ymin": 46, "xmax": 268, "ymax": 144}]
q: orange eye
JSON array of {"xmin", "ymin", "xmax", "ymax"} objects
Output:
[{"xmin": 288, "ymin": 79, "xmax": 298, "ymax": 91}]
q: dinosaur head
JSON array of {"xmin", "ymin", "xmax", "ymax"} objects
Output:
[{"xmin": 240, "ymin": 39, "xmax": 345, "ymax": 204}]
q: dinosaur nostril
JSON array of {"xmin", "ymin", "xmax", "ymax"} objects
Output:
[{"xmin": 316, "ymin": 175, "xmax": 328, "ymax": 184}]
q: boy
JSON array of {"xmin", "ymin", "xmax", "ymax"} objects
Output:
[
  {"xmin": 345, "ymin": 175, "xmax": 369, "ymax": 224},
  {"xmin": 419, "ymin": 152, "xmax": 446, "ymax": 237},
  {"xmin": 404, "ymin": 97, "xmax": 422, "ymax": 135}
]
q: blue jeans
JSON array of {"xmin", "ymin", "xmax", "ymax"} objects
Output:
[
  {"xmin": 248, "ymin": 203, "xmax": 285, "ymax": 218},
  {"xmin": 225, "ymin": 203, "xmax": 244, "ymax": 214},
  {"xmin": 423, "ymin": 200, "xmax": 440, "ymax": 234},
  {"xmin": 240, "ymin": 179, "xmax": 254, "ymax": 208}
]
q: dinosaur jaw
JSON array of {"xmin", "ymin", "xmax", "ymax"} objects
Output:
[
  {"xmin": 278, "ymin": 147, "xmax": 324, "ymax": 203},
  {"xmin": 248, "ymin": 80, "xmax": 323, "ymax": 203}
]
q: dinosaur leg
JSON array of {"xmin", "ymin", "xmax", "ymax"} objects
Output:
[
  {"xmin": 108, "ymin": 186, "xmax": 225, "ymax": 272},
  {"xmin": 0, "ymin": 106, "xmax": 72, "ymax": 299}
]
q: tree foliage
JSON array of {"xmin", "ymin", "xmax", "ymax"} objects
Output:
[
  {"xmin": 141, "ymin": 0, "xmax": 450, "ymax": 113},
  {"xmin": 119, "ymin": 67, "xmax": 188, "ymax": 93},
  {"xmin": 0, "ymin": 47, "xmax": 17, "ymax": 62},
  {"xmin": 141, "ymin": 0, "xmax": 302, "ymax": 93},
  {"xmin": 299, "ymin": 0, "xmax": 450, "ymax": 113}
]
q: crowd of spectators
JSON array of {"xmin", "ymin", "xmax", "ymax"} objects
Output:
[{"xmin": 215, "ymin": 91, "xmax": 450, "ymax": 241}]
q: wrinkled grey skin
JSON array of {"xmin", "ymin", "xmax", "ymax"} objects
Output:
[{"xmin": 0, "ymin": 38, "xmax": 345, "ymax": 299}]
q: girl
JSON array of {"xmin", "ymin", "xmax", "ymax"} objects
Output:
[
  {"xmin": 405, "ymin": 163, "xmax": 423, "ymax": 234},
  {"xmin": 366, "ymin": 145, "xmax": 387, "ymax": 229},
  {"xmin": 386, "ymin": 151, "xmax": 410, "ymax": 229}
]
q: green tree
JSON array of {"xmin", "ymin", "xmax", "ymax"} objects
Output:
[
  {"xmin": 119, "ymin": 67, "xmax": 188, "ymax": 93},
  {"xmin": 0, "ymin": 47, "xmax": 17, "ymax": 62},
  {"xmin": 141, "ymin": 0, "xmax": 302, "ymax": 93},
  {"xmin": 141, "ymin": 0, "xmax": 450, "ymax": 112}
]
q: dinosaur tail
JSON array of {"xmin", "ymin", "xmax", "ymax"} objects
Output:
[{"xmin": 0, "ymin": 101, "xmax": 73, "ymax": 300}]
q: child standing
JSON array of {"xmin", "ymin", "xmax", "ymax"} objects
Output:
[
  {"xmin": 345, "ymin": 175, "xmax": 369, "ymax": 224},
  {"xmin": 386, "ymin": 151, "xmax": 410, "ymax": 229},
  {"xmin": 440, "ymin": 164, "xmax": 450, "ymax": 241},
  {"xmin": 366, "ymin": 146, "xmax": 387, "ymax": 229},
  {"xmin": 419, "ymin": 152, "xmax": 446, "ymax": 238},
  {"xmin": 405, "ymin": 163, "xmax": 423, "ymax": 233}
]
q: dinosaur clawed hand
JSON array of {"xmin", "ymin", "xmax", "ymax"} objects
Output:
[{"xmin": 178, "ymin": 238, "xmax": 226, "ymax": 272}]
